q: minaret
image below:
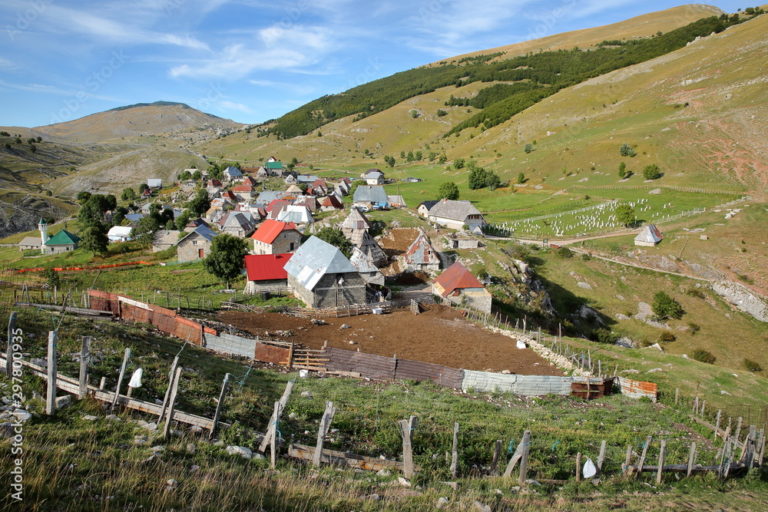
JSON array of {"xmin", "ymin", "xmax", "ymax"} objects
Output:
[{"xmin": 38, "ymin": 218, "xmax": 49, "ymax": 254}]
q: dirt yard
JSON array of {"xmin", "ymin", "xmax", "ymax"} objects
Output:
[{"xmin": 218, "ymin": 305, "xmax": 562, "ymax": 375}]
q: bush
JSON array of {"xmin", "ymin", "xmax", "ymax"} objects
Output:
[
  {"xmin": 744, "ymin": 359, "xmax": 763, "ymax": 372},
  {"xmin": 685, "ymin": 288, "xmax": 705, "ymax": 299},
  {"xmin": 593, "ymin": 328, "xmax": 619, "ymax": 344},
  {"xmin": 438, "ymin": 181, "xmax": 460, "ymax": 200},
  {"xmin": 581, "ymin": 253, "xmax": 592, "ymax": 261},
  {"xmin": 687, "ymin": 322, "xmax": 700, "ymax": 335},
  {"xmin": 643, "ymin": 164, "xmax": 662, "ymax": 180},
  {"xmin": 658, "ymin": 331, "xmax": 676, "ymax": 342},
  {"xmin": 556, "ymin": 247, "xmax": 573, "ymax": 258},
  {"xmin": 652, "ymin": 291, "xmax": 684, "ymax": 320},
  {"xmin": 692, "ymin": 349, "xmax": 716, "ymax": 364},
  {"xmin": 436, "ymin": 109, "xmax": 448, "ymax": 117},
  {"xmin": 619, "ymin": 144, "xmax": 636, "ymax": 157}
]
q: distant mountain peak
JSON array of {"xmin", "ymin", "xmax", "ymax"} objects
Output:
[{"xmin": 108, "ymin": 101, "xmax": 192, "ymax": 112}]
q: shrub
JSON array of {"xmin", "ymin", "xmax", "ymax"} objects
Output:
[
  {"xmin": 652, "ymin": 291, "xmax": 684, "ymax": 320},
  {"xmin": 685, "ymin": 287, "xmax": 705, "ymax": 299},
  {"xmin": 687, "ymin": 322, "xmax": 700, "ymax": 335},
  {"xmin": 594, "ymin": 328, "xmax": 619, "ymax": 344},
  {"xmin": 643, "ymin": 164, "xmax": 662, "ymax": 180},
  {"xmin": 619, "ymin": 144, "xmax": 636, "ymax": 157},
  {"xmin": 556, "ymin": 247, "xmax": 573, "ymax": 258},
  {"xmin": 581, "ymin": 253, "xmax": 592, "ymax": 261},
  {"xmin": 524, "ymin": 143, "xmax": 534, "ymax": 154},
  {"xmin": 436, "ymin": 109, "xmax": 448, "ymax": 117},
  {"xmin": 744, "ymin": 359, "xmax": 763, "ymax": 372},
  {"xmin": 692, "ymin": 349, "xmax": 716, "ymax": 364},
  {"xmin": 438, "ymin": 181, "xmax": 460, "ymax": 200},
  {"xmin": 658, "ymin": 331, "xmax": 676, "ymax": 342}
]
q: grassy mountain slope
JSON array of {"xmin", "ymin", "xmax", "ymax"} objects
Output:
[
  {"xmin": 445, "ymin": 4, "xmax": 722, "ymax": 62},
  {"xmin": 27, "ymin": 101, "xmax": 242, "ymax": 144}
]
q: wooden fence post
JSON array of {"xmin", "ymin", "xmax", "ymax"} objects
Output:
[
  {"xmin": 110, "ymin": 348, "xmax": 131, "ymax": 412},
  {"xmin": 158, "ymin": 356, "xmax": 180, "ymax": 422},
  {"xmin": 270, "ymin": 400, "xmax": 283, "ymax": 469},
  {"xmin": 635, "ymin": 436, "xmax": 652, "ymax": 479},
  {"xmin": 693, "ymin": 396, "xmax": 699, "ymax": 414},
  {"xmin": 259, "ymin": 380, "xmax": 295, "ymax": 453},
  {"xmin": 686, "ymin": 442, "xmax": 697, "ymax": 477},
  {"xmin": 623, "ymin": 445, "xmax": 633, "ymax": 476},
  {"xmin": 518, "ymin": 430, "xmax": 531, "ymax": 485},
  {"xmin": 744, "ymin": 426, "xmax": 757, "ymax": 475},
  {"xmin": 756, "ymin": 429, "xmax": 765, "ymax": 467},
  {"xmin": 597, "ymin": 440, "xmax": 607, "ymax": 475},
  {"xmin": 78, "ymin": 336, "xmax": 91, "ymax": 399},
  {"xmin": 399, "ymin": 415, "xmax": 418, "ymax": 480},
  {"xmin": 162, "ymin": 367, "xmax": 183, "ymax": 439},
  {"xmin": 6, "ymin": 312, "xmax": 17, "ymax": 377},
  {"xmin": 99, "ymin": 376, "xmax": 106, "ymax": 391},
  {"xmin": 714, "ymin": 410, "xmax": 722, "ymax": 439},
  {"xmin": 575, "ymin": 452, "xmax": 582, "ymax": 481},
  {"xmin": 209, "ymin": 373, "xmax": 230, "ymax": 440},
  {"xmin": 701, "ymin": 400, "xmax": 706, "ymax": 417},
  {"xmin": 45, "ymin": 331, "xmax": 57, "ymax": 415},
  {"xmin": 655, "ymin": 440, "xmax": 666, "ymax": 484},
  {"xmin": 734, "ymin": 417, "xmax": 743, "ymax": 444},
  {"xmin": 450, "ymin": 422, "xmax": 459, "ymax": 478},
  {"xmin": 490, "ymin": 439, "xmax": 502, "ymax": 475},
  {"xmin": 313, "ymin": 401, "xmax": 336, "ymax": 467}
]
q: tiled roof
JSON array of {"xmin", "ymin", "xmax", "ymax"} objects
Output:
[{"xmin": 433, "ymin": 262, "xmax": 484, "ymax": 297}]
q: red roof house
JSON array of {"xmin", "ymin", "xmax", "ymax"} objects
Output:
[
  {"xmin": 251, "ymin": 219, "xmax": 302, "ymax": 255},
  {"xmin": 432, "ymin": 262, "xmax": 492, "ymax": 313},
  {"xmin": 244, "ymin": 253, "xmax": 293, "ymax": 294}
]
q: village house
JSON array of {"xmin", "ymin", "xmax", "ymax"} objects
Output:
[
  {"xmin": 352, "ymin": 185, "xmax": 389, "ymax": 210},
  {"xmin": 284, "ymin": 236, "xmax": 368, "ymax": 309},
  {"xmin": 634, "ymin": 224, "xmax": 663, "ymax": 247},
  {"xmin": 177, "ymin": 225, "xmax": 218, "ymax": 262},
  {"xmin": 243, "ymin": 253, "xmax": 293, "ymax": 295},
  {"xmin": 444, "ymin": 233, "xmax": 482, "ymax": 250},
  {"xmin": 184, "ymin": 218, "xmax": 210, "ymax": 232},
  {"xmin": 152, "ymin": 229, "xmax": 181, "ymax": 252},
  {"xmin": 251, "ymin": 219, "xmax": 302, "ymax": 255},
  {"xmin": 265, "ymin": 199, "xmax": 293, "ymax": 220},
  {"xmin": 43, "ymin": 229, "xmax": 80, "ymax": 254},
  {"xmin": 231, "ymin": 183, "xmax": 255, "ymax": 202},
  {"xmin": 427, "ymin": 199, "xmax": 485, "ymax": 231},
  {"xmin": 17, "ymin": 236, "xmax": 42, "ymax": 252},
  {"xmin": 265, "ymin": 160, "xmax": 284, "ymax": 174},
  {"xmin": 277, "ymin": 204, "xmax": 313, "ymax": 225},
  {"xmin": 222, "ymin": 166, "xmax": 243, "ymax": 183},
  {"xmin": 349, "ymin": 229, "xmax": 388, "ymax": 267},
  {"xmin": 293, "ymin": 195, "xmax": 319, "ymax": 213},
  {"xmin": 107, "ymin": 226, "xmax": 133, "ymax": 242},
  {"xmin": 417, "ymin": 200, "xmax": 439, "ymax": 217},
  {"xmin": 402, "ymin": 230, "xmax": 441, "ymax": 273},
  {"xmin": 255, "ymin": 190, "xmax": 289, "ymax": 208},
  {"xmin": 432, "ymin": 261, "xmax": 492, "ymax": 314},
  {"xmin": 362, "ymin": 169, "xmax": 385, "ymax": 185},
  {"xmin": 286, "ymin": 184, "xmax": 303, "ymax": 195},
  {"xmin": 319, "ymin": 194, "xmax": 343, "ymax": 211},
  {"xmin": 220, "ymin": 212, "xmax": 256, "ymax": 238},
  {"xmin": 307, "ymin": 179, "xmax": 328, "ymax": 196},
  {"xmin": 340, "ymin": 208, "xmax": 370, "ymax": 237}
]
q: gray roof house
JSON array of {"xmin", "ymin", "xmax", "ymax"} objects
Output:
[
  {"xmin": 177, "ymin": 225, "xmax": 218, "ymax": 262},
  {"xmin": 221, "ymin": 212, "xmax": 255, "ymax": 237},
  {"xmin": 223, "ymin": 166, "xmax": 243, "ymax": 181},
  {"xmin": 352, "ymin": 185, "xmax": 389, "ymax": 209},
  {"xmin": 284, "ymin": 236, "xmax": 368, "ymax": 309},
  {"xmin": 255, "ymin": 190, "xmax": 289, "ymax": 208},
  {"xmin": 340, "ymin": 208, "xmax": 370, "ymax": 236},
  {"xmin": 152, "ymin": 230, "xmax": 181, "ymax": 252},
  {"xmin": 362, "ymin": 169, "xmax": 384, "ymax": 185},
  {"xmin": 349, "ymin": 230, "xmax": 388, "ymax": 267},
  {"xmin": 417, "ymin": 200, "xmax": 439, "ymax": 218},
  {"xmin": 350, "ymin": 247, "xmax": 385, "ymax": 286},
  {"xmin": 427, "ymin": 199, "xmax": 485, "ymax": 231}
]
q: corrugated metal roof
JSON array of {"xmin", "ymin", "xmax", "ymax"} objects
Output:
[
  {"xmin": 634, "ymin": 224, "xmax": 663, "ymax": 244},
  {"xmin": 284, "ymin": 236, "xmax": 356, "ymax": 290},
  {"xmin": 433, "ymin": 262, "xmax": 483, "ymax": 296},
  {"xmin": 462, "ymin": 370, "xmax": 573, "ymax": 396},
  {"xmin": 244, "ymin": 253, "xmax": 292, "ymax": 281},
  {"xmin": 353, "ymin": 185, "xmax": 389, "ymax": 205},
  {"xmin": 178, "ymin": 225, "xmax": 217, "ymax": 245},
  {"xmin": 277, "ymin": 205, "xmax": 313, "ymax": 224},
  {"xmin": 251, "ymin": 219, "xmax": 298, "ymax": 244}
]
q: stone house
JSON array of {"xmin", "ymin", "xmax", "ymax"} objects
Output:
[
  {"xmin": 432, "ymin": 262, "xmax": 492, "ymax": 314},
  {"xmin": 251, "ymin": 219, "xmax": 302, "ymax": 255},
  {"xmin": 177, "ymin": 225, "xmax": 217, "ymax": 262},
  {"xmin": 243, "ymin": 253, "xmax": 292, "ymax": 295}
]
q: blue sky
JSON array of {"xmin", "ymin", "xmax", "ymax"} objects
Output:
[{"xmin": 0, "ymin": 0, "xmax": 746, "ymax": 127}]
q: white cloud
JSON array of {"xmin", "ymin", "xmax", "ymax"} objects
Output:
[
  {"xmin": 0, "ymin": 78, "xmax": 119, "ymax": 101},
  {"xmin": 0, "ymin": 57, "xmax": 15, "ymax": 70},
  {"xmin": 170, "ymin": 25, "xmax": 335, "ymax": 79},
  {"xmin": 218, "ymin": 100, "xmax": 252, "ymax": 113}
]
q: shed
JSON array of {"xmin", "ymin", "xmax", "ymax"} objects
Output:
[
  {"xmin": 284, "ymin": 236, "xmax": 367, "ymax": 308},
  {"xmin": 244, "ymin": 253, "xmax": 292, "ymax": 295},
  {"xmin": 18, "ymin": 236, "xmax": 42, "ymax": 251},
  {"xmin": 634, "ymin": 224, "xmax": 663, "ymax": 247},
  {"xmin": 362, "ymin": 169, "xmax": 384, "ymax": 185},
  {"xmin": 340, "ymin": 208, "xmax": 370, "ymax": 236},
  {"xmin": 352, "ymin": 185, "xmax": 389, "ymax": 209},
  {"xmin": 403, "ymin": 230, "xmax": 441, "ymax": 272}
]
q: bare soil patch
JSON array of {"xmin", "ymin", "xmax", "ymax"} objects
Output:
[{"xmin": 219, "ymin": 304, "xmax": 562, "ymax": 375}]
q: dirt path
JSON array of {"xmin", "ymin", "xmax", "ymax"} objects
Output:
[{"xmin": 219, "ymin": 305, "xmax": 563, "ymax": 375}]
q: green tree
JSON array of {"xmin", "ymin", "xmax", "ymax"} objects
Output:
[
  {"xmin": 121, "ymin": 187, "xmax": 136, "ymax": 201},
  {"xmin": 186, "ymin": 189, "xmax": 211, "ymax": 216},
  {"xmin": 133, "ymin": 215, "xmax": 161, "ymax": 246},
  {"xmin": 618, "ymin": 162, "xmax": 628, "ymax": 179},
  {"xmin": 406, "ymin": 151, "xmax": 414, "ymax": 162},
  {"xmin": 203, "ymin": 234, "xmax": 249, "ymax": 288},
  {"xmin": 314, "ymin": 227, "xmax": 353, "ymax": 258},
  {"xmin": 643, "ymin": 164, "xmax": 662, "ymax": 180},
  {"xmin": 652, "ymin": 291, "xmax": 684, "ymax": 320},
  {"xmin": 76, "ymin": 191, "xmax": 92, "ymax": 204},
  {"xmin": 485, "ymin": 172, "xmax": 501, "ymax": 190},
  {"xmin": 453, "ymin": 158, "xmax": 465, "ymax": 169},
  {"xmin": 175, "ymin": 210, "xmax": 191, "ymax": 231},
  {"xmin": 438, "ymin": 181, "xmax": 460, "ymax": 200},
  {"xmin": 615, "ymin": 204, "xmax": 636, "ymax": 227},
  {"xmin": 468, "ymin": 167, "xmax": 486, "ymax": 189},
  {"xmin": 384, "ymin": 155, "xmax": 396, "ymax": 167},
  {"xmin": 524, "ymin": 143, "xmax": 534, "ymax": 154},
  {"xmin": 178, "ymin": 170, "xmax": 192, "ymax": 181},
  {"xmin": 516, "ymin": 172, "xmax": 527, "ymax": 184},
  {"xmin": 80, "ymin": 224, "xmax": 109, "ymax": 255}
]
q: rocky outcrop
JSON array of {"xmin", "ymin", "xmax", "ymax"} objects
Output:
[{"xmin": 712, "ymin": 281, "xmax": 768, "ymax": 322}]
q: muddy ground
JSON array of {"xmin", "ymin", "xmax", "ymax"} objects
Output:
[{"xmin": 218, "ymin": 304, "xmax": 562, "ymax": 375}]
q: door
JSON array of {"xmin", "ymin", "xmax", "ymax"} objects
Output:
[{"xmin": 198, "ymin": 249, "xmax": 205, "ymax": 259}]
